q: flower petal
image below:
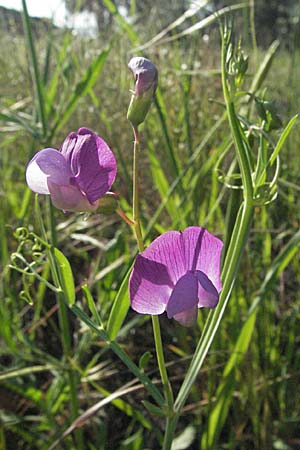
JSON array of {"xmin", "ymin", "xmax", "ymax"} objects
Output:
[
  {"xmin": 194, "ymin": 270, "xmax": 219, "ymax": 308},
  {"xmin": 47, "ymin": 181, "xmax": 99, "ymax": 212},
  {"xmin": 60, "ymin": 131, "xmax": 77, "ymax": 164},
  {"xmin": 173, "ymin": 305, "xmax": 198, "ymax": 327},
  {"xmin": 69, "ymin": 128, "xmax": 117, "ymax": 203},
  {"xmin": 26, "ymin": 148, "xmax": 72, "ymax": 195},
  {"xmin": 166, "ymin": 272, "xmax": 198, "ymax": 318},
  {"xmin": 182, "ymin": 226, "xmax": 223, "ymax": 292},
  {"xmin": 129, "ymin": 254, "xmax": 173, "ymax": 315},
  {"xmin": 140, "ymin": 231, "xmax": 186, "ymax": 284},
  {"xmin": 128, "ymin": 57, "xmax": 158, "ymax": 96}
]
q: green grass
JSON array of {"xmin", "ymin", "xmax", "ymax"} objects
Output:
[{"xmin": 1, "ymin": 3, "xmax": 300, "ymax": 450}]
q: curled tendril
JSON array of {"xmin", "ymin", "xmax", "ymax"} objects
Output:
[
  {"xmin": 14, "ymin": 227, "xmax": 30, "ymax": 241},
  {"xmin": 32, "ymin": 239, "xmax": 46, "ymax": 261},
  {"xmin": 10, "ymin": 252, "xmax": 20, "ymax": 265},
  {"xmin": 216, "ymin": 170, "xmax": 243, "ymax": 190},
  {"xmin": 19, "ymin": 289, "xmax": 33, "ymax": 305}
]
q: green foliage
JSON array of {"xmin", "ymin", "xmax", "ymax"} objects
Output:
[
  {"xmin": 53, "ymin": 247, "xmax": 76, "ymax": 306},
  {"xmin": 1, "ymin": 1, "xmax": 300, "ymax": 449}
]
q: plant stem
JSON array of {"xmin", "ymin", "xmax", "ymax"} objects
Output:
[
  {"xmin": 174, "ymin": 200, "xmax": 253, "ymax": 413},
  {"xmin": 130, "ymin": 125, "xmax": 174, "ymax": 443},
  {"xmin": 152, "ymin": 315, "xmax": 174, "ymax": 410},
  {"xmin": 40, "ymin": 198, "xmax": 84, "ymax": 449},
  {"xmin": 221, "ymin": 35, "xmax": 253, "ymax": 202},
  {"xmin": 71, "ymin": 303, "xmax": 164, "ymax": 406},
  {"xmin": 21, "ymin": 0, "xmax": 46, "ymax": 137},
  {"xmin": 116, "ymin": 206, "xmax": 135, "ymax": 226},
  {"xmin": 172, "ymin": 26, "xmax": 255, "ymax": 428},
  {"xmin": 132, "ymin": 126, "xmax": 144, "ymax": 252},
  {"xmin": 162, "ymin": 415, "xmax": 179, "ymax": 450}
]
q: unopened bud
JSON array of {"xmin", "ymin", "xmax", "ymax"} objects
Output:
[
  {"xmin": 97, "ymin": 193, "xmax": 119, "ymax": 215},
  {"xmin": 127, "ymin": 57, "xmax": 158, "ymax": 127}
]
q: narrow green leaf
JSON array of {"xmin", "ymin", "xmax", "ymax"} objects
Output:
[
  {"xmin": 21, "ymin": 0, "xmax": 46, "ymax": 136},
  {"xmin": 202, "ymin": 310, "xmax": 257, "ymax": 449},
  {"xmin": 71, "ymin": 305, "xmax": 164, "ymax": 406},
  {"xmin": 139, "ymin": 352, "xmax": 153, "ymax": 371},
  {"xmin": 142, "ymin": 400, "xmax": 165, "ymax": 417},
  {"xmin": 107, "ymin": 263, "xmax": 133, "ymax": 340},
  {"xmin": 82, "ymin": 284, "xmax": 103, "ymax": 327},
  {"xmin": 53, "ymin": 248, "xmax": 75, "ymax": 306},
  {"xmin": 269, "ymin": 114, "xmax": 298, "ymax": 166},
  {"xmin": 250, "ymin": 40, "xmax": 280, "ymax": 94}
]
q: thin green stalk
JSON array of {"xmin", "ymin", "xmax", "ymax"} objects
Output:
[
  {"xmin": 221, "ymin": 64, "xmax": 253, "ymax": 201},
  {"xmin": 249, "ymin": 0, "xmax": 258, "ymax": 62},
  {"xmin": 162, "ymin": 416, "xmax": 179, "ymax": 450},
  {"xmin": 71, "ymin": 303, "xmax": 164, "ymax": 406},
  {"xmin": 131, "ymin": 125, "xmax": 174, "ymax": 441},
  {"xmin": 36, "ymin": 198, "xmax": 84, "ymax": 449},
  {"xmin": 174, "ymin": 201, "xmax": 253, "ymax": 413},
  {"xmin": 21, "ymin": 0, "xmax": 46, "ymax": 137},
  {"xmin": 170, "ymin": 27, "xmax": 256, "ymax": 433},
  {"xmin": 132, "ymin": 127, "xmax": 144, "ymax": 252},
  {"xmin": 152, "ymin": 316, "xmax": 174, "ymax": 410}
]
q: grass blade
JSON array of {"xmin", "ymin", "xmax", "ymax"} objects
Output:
[
  {"xmin": 21, "ymin": 0, "xmax": 46, "ymax": 136},
  {"xmin": 53, "ymin": 248, "xmax": 76, "ymax": 307},
  {"xmin": 106, "ymin": 263, "xmax": 132, "ymax": 340},
  {"xmin": 51, "ymin": 47, "xmax": 110, "ymax": 136},
  {"xmin": 269, "ymin": 114, "xmax": 298, "ymax": 166},
  {"xmin": 103, "ymin": 0, "xmax": 139, "ymax": 44}
]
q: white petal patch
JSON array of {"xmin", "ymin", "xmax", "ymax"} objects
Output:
[{"xmin": 26, "ymin": 159, "xmax": 50, "ymax": 194}]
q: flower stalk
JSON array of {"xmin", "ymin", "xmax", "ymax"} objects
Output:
[
  {"xmin": 132, "ymin": 126, "xmax": 144, "ymax": 253},
  {"xmin": 162, "ymin": 26, "xmax": 256, "ymax": 445},
  {"xmin": 36, "ymin": 197, "xmax": 84, "ymax": 450},
  {"xmin": 130, "ymin": 123, "xmax": 175, "ymax": 441},
  {"xmin": 152, "ymin": 315, "xmax": 174, "ymax": 411}
]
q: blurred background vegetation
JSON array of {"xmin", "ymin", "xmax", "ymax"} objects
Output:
[{"xmin": 0, "ymin": 0, "xmax": 300, "ymax": 449}]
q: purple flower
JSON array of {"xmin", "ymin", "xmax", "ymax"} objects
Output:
[
  {"xmin": 128, "ymin": 57, "xmax": 158, "ymax": 96},
  {"xmin": 127, "ymin": 57, "xmax": 158, "ymax": 127},
  {"xmin": 129, "ymin": 227, "xmax": 223, "ymax": 326},
  {"xmin": 26, "ymin": 127, "xmax": 117, "ymax": 212}
]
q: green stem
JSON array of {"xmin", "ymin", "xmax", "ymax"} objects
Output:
[
  {"xmin": 131, "ymin": 125, "xmax": 174, "ymax": 443},
  {"xmin": 71, "ymin": 304, "xmax": 164, "ymax": 406},
  {"xmin": 132, "ymin": 127, "xmax": 144, "ymax": 252},
  {"xmin": 21, "ymin": 0, "xmax": 46, "ymax": 137},
  {"xmin": 152, "ymin": 316, "xmax": 174, "ymax": 410},
  {"xmin": 249, "ymin": 0, "xmax": 258, "ymax": 62},
  {"xmin": 221, "ymin": 33, "xmax": 253, "ymax": 203},
  {"xmin": 173, "ymin": 28, "xmax": 255, "ymax": 423},
  {"xmin": 162, "ymin": 415, "xmax": 179, "ymax": 450},
  {"xmin": 38, "ymin": 198, "xmax": 84, "ymax": 449},
  {"xmin": 175, "ymin": 200, "xmax": 253, "ymax": 413}
]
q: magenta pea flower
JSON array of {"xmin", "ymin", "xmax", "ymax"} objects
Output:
[
  {"xmin": 129, "ymin": 227, "xmax": 223, "ymax": 326},
  {"xmin": 127, "ymin": 57, "xmax": 158, "ymax": 127},
  {"xmin": 128, "ymin": 57, "xmax": 158, "ymax": 96},
  {"xmin": 26, "ymin": 127, "xmax": 117, "ymax": 212}
]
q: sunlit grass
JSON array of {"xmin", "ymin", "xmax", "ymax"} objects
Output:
[{"xmin": 0, "ymin": 3, "xmax": 300, "ymax": 449}]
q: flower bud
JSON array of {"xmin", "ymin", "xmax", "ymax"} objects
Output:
[
  {"xmin": 97, "ymin": 193, "xmax": 119, "ymax": 215},
  {"xmin": 127, "ymin": 57, "xmax": 158, "ymax": 127}
]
